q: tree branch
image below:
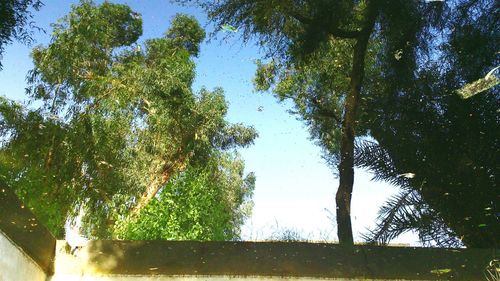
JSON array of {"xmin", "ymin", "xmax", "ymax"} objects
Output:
[
  {"xmin": 288, "ymin": 11, "xmax": 360, "ymax": 39},
  {"xmin": 328, "ymin": 27, "xmax": 360, "ymax": 39},
  {"xmin": 310, "ymin": 98, "xmax": 342, "ymax": 125}
]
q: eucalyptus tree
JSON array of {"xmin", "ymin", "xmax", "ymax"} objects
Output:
[
  {"xmin": 194, "ymin": 0, "xmax": 442, "ymax": 245},
  {"xmin": 115, "ymin": 153, "xmax": 255, "ymax": 241},
  {"xmin": 0, "ymin": 1, "xmax": 256, "ymax": 239}
]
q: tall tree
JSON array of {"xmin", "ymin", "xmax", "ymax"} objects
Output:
[
  {"xmin": 186, "ymin": 0, "xmax": 498, "ymax": 248},
  {"xmin": 196, "ymin": 0, "xmax": 437, "ymax": 245},
  {"xmin": 0, "ymin": 1, "xmax": 257, "ymax": 239},
  {"xmin": 0, "ymin": 0, "xmax": 43, "ymax": 69}
]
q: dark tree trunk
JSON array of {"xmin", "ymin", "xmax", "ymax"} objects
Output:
[{"xmin": 336, "ymin": 2, "xmax": 378, "ymax": 245}]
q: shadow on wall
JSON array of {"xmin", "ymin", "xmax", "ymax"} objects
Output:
[{"xmin": 80, "ymin": 239, "xmax": 497, "ymax": 280}]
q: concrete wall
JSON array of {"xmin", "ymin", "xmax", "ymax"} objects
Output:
[
  {"xmin": 48, "ymin": 276, "xmax": 397, "ymax": 281},
  {"xmin": 48, "ymin": 239, "xmax": 497, "ymax": 281},
  {"xmin": 0, "ymin": 182, "xmax": 55, "ymax": 281},
  {"xmin": 1, "ymin": 181, "xmax": 498, "ymax": 281},
  {"xmin": 0, "ymin": 230, "xmax": 48, "ymax": 281}
]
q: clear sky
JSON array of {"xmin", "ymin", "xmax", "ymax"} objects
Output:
[{"xmin": 0, "ymin": 0, "xmax": 418, "ymax": 244}]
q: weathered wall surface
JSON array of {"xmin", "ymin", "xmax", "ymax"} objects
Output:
[
  {"xmin": 48, "ymin": 240, "xmax": 497, "ymax": 281},
  {"xmin": 0, "ymin": 230, "xmax": 48, "ymax": 281},
  {"xmin": 1, "ymin": 181, "xmax": 498, "ymax": 281},
  {"xmin": 50, "ymin": 275, "xmax": 366, "ymax": 281},
  {"xmin": 48, "ymin": 276, "xmax": 407, "ymax": 281},
  {"xmin": 0, "ymin": 182, "xmax": 55, "ymax": 281}
]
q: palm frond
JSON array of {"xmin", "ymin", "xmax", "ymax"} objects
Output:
[
  {"xmin": 354, "ymin": 139, "xmax": 409, "ymax": 187},
  {"xmin": 361, "ymin": 189, "xmax": 420, "ymax": 244},
  {"xmin": 362, "ymin": 188, "xmax": 463, "ymax": 248}
]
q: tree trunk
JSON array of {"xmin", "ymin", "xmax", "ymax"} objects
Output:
[
  {"xmin": 336, "ymin": 3, "xmax": 378, "ymax": 246},
  {"xmin": 129, "ymin": 129, "xmax": 195, "ymax": 216},
  {"xmin": 129, "ymin": 157, "xmax": 186, "ymax": 216}
]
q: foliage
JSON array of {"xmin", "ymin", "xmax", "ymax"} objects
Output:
[
  {"xmin": 195, "ymin": 0, "xmax": 498, "ymax": 247},
  {"xmin": 357, "ymin": 178, "xmax": 463, "ymax": 247},
  {"xmin": 192, "ymin": 0, "xmax": 436, "ymax": 245},
  {"xmin": 115, "ymin": 154, "xmax": 255, "ymax": 240},
  {"xmin": 0, "ymin": 1, "xmax": 257, "ymax": 240},
  {"xmin": 358, "ymin": 69, "xmax": 498, "ymax": 248},
  {"xmin": 0, "ymin": 0, "xmax": 43, "ymax": 69},
  {"xmin": 166, "ymin": 14, "xmax": 206, "ymax": 56},
  {"xmin": 357, "ymin": 0, "xmax": 499, "ymax": 248},
  {"xmin": 254, "ymin": 38, "xmax": 381, "ymax": 170}
]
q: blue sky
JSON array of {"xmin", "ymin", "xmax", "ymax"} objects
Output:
[{"xmin": 0, "ymin": 0, "xmax": 418, "ymax": 244}]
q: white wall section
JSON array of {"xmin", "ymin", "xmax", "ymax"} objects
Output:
[{"xmin": 0, "ymin": 230, "xmax": 48, "ymax": 281}]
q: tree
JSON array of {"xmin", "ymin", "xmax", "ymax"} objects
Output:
[
  {"xmin": 114, "ymin": 154, "xmax": 255, "ymax": 240},
  {"xmin": 0, "ymin": 1, "xmax": 257, "ymax": 239},
  {"xmin": 0, "ymin": 0, "xmax": 43, "ymax": 69},
  {"xmin": 356, "ymin": 0, "xmax": 499, "ymax": 248},
  {"xmin": 195, "ymin": 0, "xmax": 439, "ymax": 245},
  {"xmin": 197, "ymin": 0, "xmax": 499, "ymax": 247}
]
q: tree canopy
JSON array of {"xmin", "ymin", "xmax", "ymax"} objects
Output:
[
  {"xmin": 195, "ymin": 0, "xmax": 429, "ymax": 245},
  {"xmin": 357, "ymin": 0, "xmax": 499, "ymax": 248},
  {"xmin": 0, "ymin": 1, "xmax": 257, "ymax": 239},
  {"xmin": 195, "ymin": 0, "xmax": 498, "ymax": 247},
  {"xmin": 0, "ymin": 0, "xmax": 43, "ymax": 69},
  {"xmin": 115, "ymin": 154, "xmax": 255, "ymax": 240},
  {"xmin": 0, "ymin": 0, "xmax": 496, "ymax": 247}
]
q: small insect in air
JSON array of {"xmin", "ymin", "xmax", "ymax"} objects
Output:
[{"xmin": 257, "ymin": 106, "xmax": 264, "ymax": 112}]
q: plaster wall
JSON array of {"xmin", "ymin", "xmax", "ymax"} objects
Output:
[
  {"xmin": 49, "ymin": 240, "xmax": 469, "ymax": 281},
  {"xmin": 0, "ymin": 230, "xmax": 48, "ymax": 281},
  {"xmin": 49, "ymin": 241, "xmax": 431, "ymax": 281},
  {"xmin": 49, "ymin": 241, "xmax": 350, "ymax": 281},
  {"xmin": 48, "ymin": 275, "xmax": 402, "ymax": 281},
  {"xmin": 1, "ymin": 184, "xmax": 497, "ymax": 281}
]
